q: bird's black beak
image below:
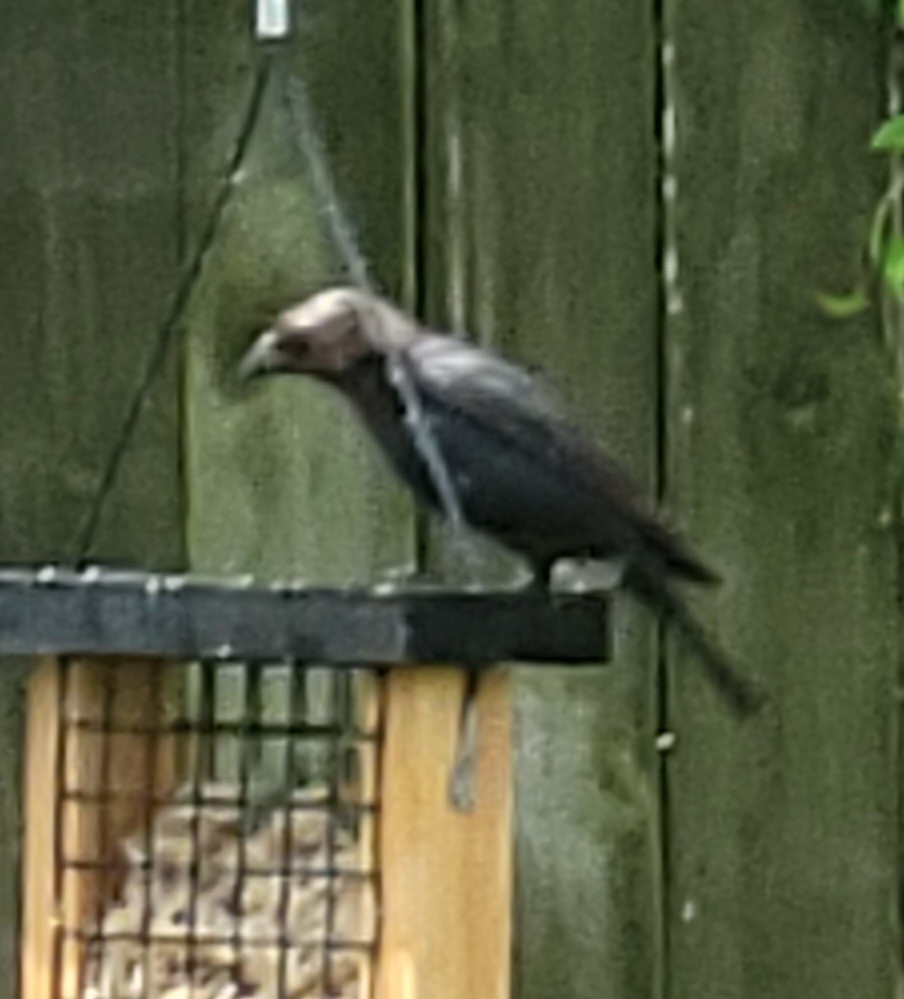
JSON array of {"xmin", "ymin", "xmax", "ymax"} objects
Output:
[{"xmin": 239, "ymin": 328, "xmax": 283, "ymax": 382}]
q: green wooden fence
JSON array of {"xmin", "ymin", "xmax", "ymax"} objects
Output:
[{"xmin": 0, "ymin": 1, "xmax": 900, "ymax": 997}]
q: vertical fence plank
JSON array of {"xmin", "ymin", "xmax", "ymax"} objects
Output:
[
  {"xmin": 0, "ymin": 0, "xmax": 183, "ymax": 567},
  {"xmin": 421, "ymin": 3, "xmax": 661, "ymax": 997},
  {"xmin": 0, "ymin": 0, "xmax": 184, "ymax": 990},
  {"xmin": 182, "ymin": 0, "xmax": 413, "ymax": 584},
  {"xmin": 664, "ymin": 4, "xmax": 899, "ymax": 998}
]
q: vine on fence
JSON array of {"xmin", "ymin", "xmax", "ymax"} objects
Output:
[{"xmin": 819, "ymin": 2, "xmax": 904, "ymax": 322}]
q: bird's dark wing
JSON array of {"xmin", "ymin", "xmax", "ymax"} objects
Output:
[
  {"xmin": 406, "ymin": 334, "xmax": 718, "ymax": 584},
  {"xmin": 408, "ymin": 333, "xmax": 648, "ymax": 512}
]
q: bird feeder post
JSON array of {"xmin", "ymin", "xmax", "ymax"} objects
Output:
[
  {"xmin": 20, "ymin": 656, "xmax": 179, "ymax": 999},
  {"xmin": 376, "ymin": 667, "xmax": 512, "ymax": 999}
]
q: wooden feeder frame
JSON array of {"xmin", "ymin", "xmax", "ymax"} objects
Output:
[{"xmin": 0, "ymin": 566, "xmax": 610, "ymax": 999}]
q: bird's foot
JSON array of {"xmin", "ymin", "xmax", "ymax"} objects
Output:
[
  {"xmin": 547, "ymin": 558, "xmax": 625, "ymax": 594},
  {"xmin": 371, "ymin": 563, "xmax": 441, "ymax": 593}
]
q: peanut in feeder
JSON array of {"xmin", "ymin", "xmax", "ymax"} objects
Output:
[{"xmin": 82, "ymin": 784, "xmax": 369, "ymax": 999}]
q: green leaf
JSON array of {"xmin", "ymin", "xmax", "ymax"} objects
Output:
[
  {"xmin": 815, "ymin": 289, "xmax": 870, "ymax": 319},
  {"xmin": 872, "ymin": 116, "xmax": 904, "ymax": 152},
  {"xmin": 883, "ymin": 235, "xmax": 904, "ymax": 290},
  {"xmin": 898, "ymin": 0, "xmax": 904, "ymax": 28}
]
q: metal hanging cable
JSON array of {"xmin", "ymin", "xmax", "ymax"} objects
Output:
[
  {"xmin": 276, "ymin": 62, "xmax": 373, "ymax": 292},
  {"xmin": 73, "ymin": 55, "xmax": 273, "ymax": 561}
]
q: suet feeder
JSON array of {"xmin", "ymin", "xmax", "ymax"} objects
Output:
[{"xmin": 0, "ymin": 566, "xmax": 609, "ymax": 999}]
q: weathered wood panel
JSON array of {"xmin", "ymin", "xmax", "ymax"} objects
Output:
[
  {"xmin": 420, "ymin": 3, "xmax": 662, "ymax": 997},
  {"xmin": 0, "ymin": 0, "xmax": 184, "ymax": 989},
  {"xmin": 0, "ymin": 0, "xmax": 183, "ymax": 567},
  {"xmin": 182, "ymin": 0, "xmax": 412, "ymax": 583},
  {"xmin": 664, "ymin": 4, "xmax": 899, "ymax": 998}
]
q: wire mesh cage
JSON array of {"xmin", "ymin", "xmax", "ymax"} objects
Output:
[{"xmin": 25, "ymin": 658, "xmax": 380, "ymax": 999}]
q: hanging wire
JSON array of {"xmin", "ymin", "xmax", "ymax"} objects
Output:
[
  {"xmin": 72, "ymin": 55, "xmax": 274, "ymax": 561},
  {"xmin": 276, "ymin": 62, "xmax": 373, "ymax": 292},
  {"xmin": 277, "ymin": 59, "xmax": 472, "ymax": 552}
]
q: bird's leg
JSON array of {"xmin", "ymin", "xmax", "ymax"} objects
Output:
[
  {"xmin": 450, "ymin": 563, "xmax": 552, "ymax": 809},
  {"xmin": 448, "ymin": 665, "xmax": 481, "ymax": 812},
  {"xmin": 524, "ymin": 558, "xmax": 555, "ymax": 593}
]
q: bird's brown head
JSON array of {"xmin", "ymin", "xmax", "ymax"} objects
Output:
[{"xmin": 239, "ymin": 286, "xmax": 420, "ymax": 383}]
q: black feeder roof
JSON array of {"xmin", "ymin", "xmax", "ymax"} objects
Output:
[{"xmin": 0, "ymin": 566, "xmax": 610, "ymax": 665}]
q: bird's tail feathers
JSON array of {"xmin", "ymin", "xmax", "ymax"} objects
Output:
[
  {"xmin": 625, "ymin": 565, "xmax": 766, "ymax": 718},
  {"xmin": 634, "ymin": 518, "xmax": 723, "ymax": 585}
]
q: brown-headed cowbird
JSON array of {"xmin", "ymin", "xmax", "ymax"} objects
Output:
[{"xmin": 241, "ymin": 287, "xmax": 762, "ymax": 715}]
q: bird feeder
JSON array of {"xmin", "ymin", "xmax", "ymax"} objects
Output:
[{"xmin": 0, "ymin": 567, "xmax": 609, "ymax": 999}]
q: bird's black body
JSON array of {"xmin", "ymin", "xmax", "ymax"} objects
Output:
[
  {"xmin": 241, "ymin": 288, "xmax": 764, "ymax": 716},
  {"xmin": 335, "ymin": 338, "xmax": 714, "ymax": 588}
]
